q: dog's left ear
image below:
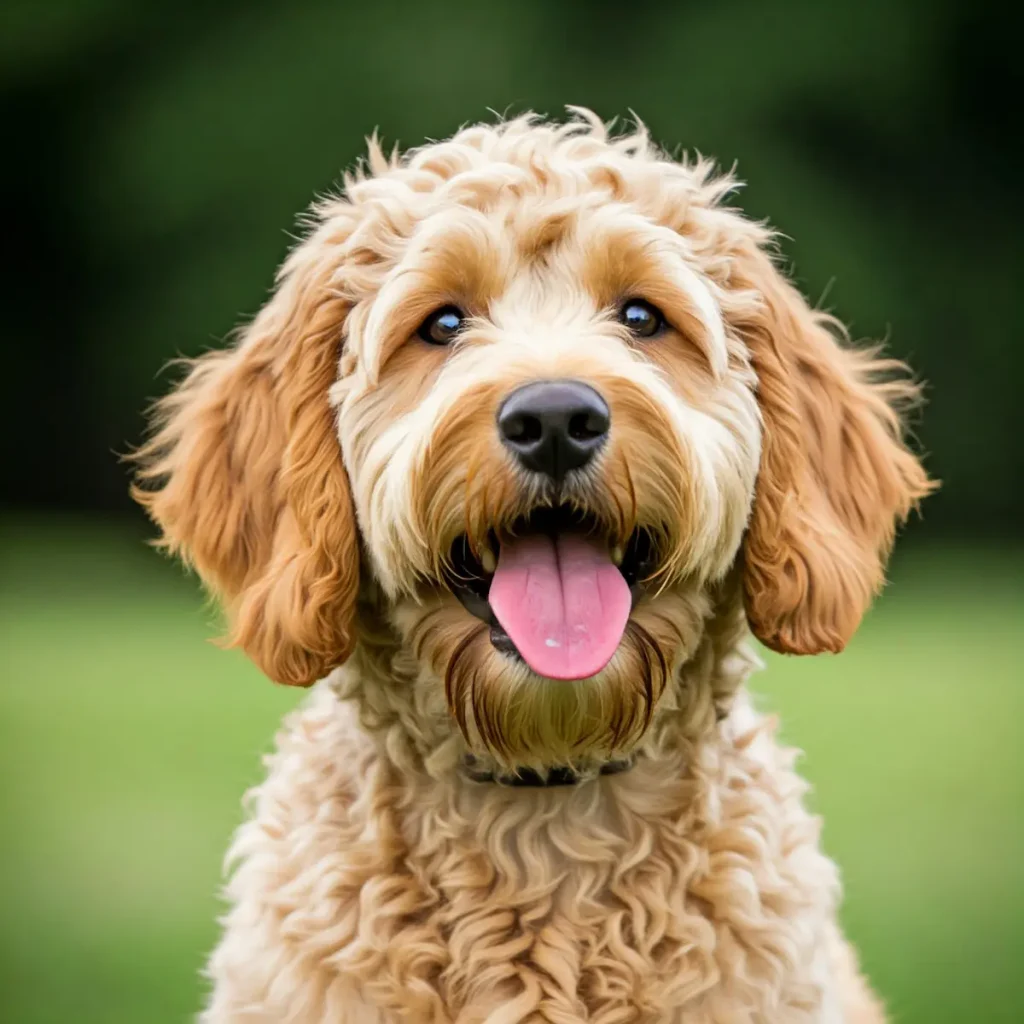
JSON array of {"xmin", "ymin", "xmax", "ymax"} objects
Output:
[
  {"xmin": 731, "ymin": 240, "xmax": 934, "ymax": 655},
  {"xmin": 132, "ymin": 227, "xmax": 361, "ymax": 686}
]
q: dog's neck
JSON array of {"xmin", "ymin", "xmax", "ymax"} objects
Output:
[{"xmin": 332, "ymin": 574, "xmax": 760, "ymax": 784}]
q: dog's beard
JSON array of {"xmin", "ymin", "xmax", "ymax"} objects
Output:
[{"xmin": 397, "ymin": 586, "xmax": 703, "ymax": 770}]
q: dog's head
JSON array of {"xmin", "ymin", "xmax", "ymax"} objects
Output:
[{"xmin": 133, "ymin": 112, "xmax": 932, "ymax": 767}]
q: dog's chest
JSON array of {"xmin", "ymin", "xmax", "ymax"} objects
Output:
[
  {"xmin": 207, "ymin": 694, "xmax": 843, "ymax": 1023},
  {"xmin": 349, "ymin": 760, "xmax": 842, "ymax": 1022}
]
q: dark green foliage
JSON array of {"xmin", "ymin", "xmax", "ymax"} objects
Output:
[{"xmin": 1, "ymin": 0, "xmax": 1019, "ymax": 534}]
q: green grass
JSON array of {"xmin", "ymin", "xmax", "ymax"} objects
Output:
[{"xmin": 1, "ymin": 520, "xmax": 1022, "ymax": 1023}]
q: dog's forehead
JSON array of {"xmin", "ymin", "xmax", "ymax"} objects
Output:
[
  {"xmin": 328, "ymin": 133, "xmax": 747, "ymax": 389},
  {"xmin": 347, "ymin": 192, "xmax": 725, "ymax": 378}
]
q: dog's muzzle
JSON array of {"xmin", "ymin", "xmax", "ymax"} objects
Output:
[{"xmin": 444, "ymin": 505, "xmax": 659, "ymax": 679}]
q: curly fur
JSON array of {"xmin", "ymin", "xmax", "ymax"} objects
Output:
[{"xmin": 132, "ymin": 109, "xmax": 931, "ymax": 1021}]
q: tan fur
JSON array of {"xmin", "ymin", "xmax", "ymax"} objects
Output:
[
  {"xmin": 732, "ymin": 242, "xmax": 934, "ymax": 655},
  {"xmin": 132, "ymin": 109, "xmax": 927, "ymax": 1021},
  {"xmin": 132, "ymin": 221, "xmax": 362, "ymax": 686}
]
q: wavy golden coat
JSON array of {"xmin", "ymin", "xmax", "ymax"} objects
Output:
[{"xmin": 134, "ymin": 110, "xmax": 931, "ymax": 1022}]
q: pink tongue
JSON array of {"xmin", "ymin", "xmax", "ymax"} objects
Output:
[{"xmin": 488, "ymin": 533, "xmax": 632, "ymax": 680}]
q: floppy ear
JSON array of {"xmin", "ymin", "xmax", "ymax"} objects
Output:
[
  {"xmin": 733, "ymin": 242, "xmax": 934, "ymax": 655},
  {"xmin": 131, "ymin": 239, "xmax": 360, "ymax": 686}
]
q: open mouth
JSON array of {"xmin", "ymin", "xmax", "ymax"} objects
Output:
[{"xmin": 444, "ymin": 506, "xmax": 658, "ymax": 680}]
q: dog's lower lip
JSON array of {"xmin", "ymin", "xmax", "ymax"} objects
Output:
[{"xmin": 488, "ymin": 624, "xmax": 521, "ymax": 660}]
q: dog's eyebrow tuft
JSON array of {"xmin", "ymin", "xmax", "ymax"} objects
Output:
[
  {"xmin": 357, "ymin": 211, "xmax": 508, "ymax": 380},
  {"xmin": 576, "ymin": 218, "xmax": 728, "ymax": 378}
]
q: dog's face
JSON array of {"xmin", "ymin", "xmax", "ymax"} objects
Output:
[
  {"xmin": 134, "ymin": 113, "xmax": 932, "ymax": 767},
  {"xmin": 333, "ymin": 190, "xmax": 763, "ymax": 764}
]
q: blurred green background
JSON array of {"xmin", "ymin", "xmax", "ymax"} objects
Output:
[{"xmin": 1, "ymin": 0, "xmax": 1020, "ymax": 1021}]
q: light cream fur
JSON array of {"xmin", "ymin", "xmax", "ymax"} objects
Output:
[{"xmin": 133, "ymin": 109, "xmax": 931, "ymax": 1021}]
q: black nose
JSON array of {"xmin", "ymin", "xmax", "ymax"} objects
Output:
[{"xmin": 497, "ymin": 379, "xmax": 610, "ymax": 480}]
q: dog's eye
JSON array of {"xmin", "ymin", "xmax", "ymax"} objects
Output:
[
  {"xmin": 619, "ymin": 299, "xmax": 664, "ymax": 339},
  {"xmin": 418, "ymin": 306, "xmax": 465, "ymax": 345}
]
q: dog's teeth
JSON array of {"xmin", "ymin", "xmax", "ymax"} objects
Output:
[
  {"xmin": 610, "ymin": 545, "xmax": 624, "ymax": 566},
  {"xmin": 480, "ymin": 547, "xmax": 497, "ymax": 574}
]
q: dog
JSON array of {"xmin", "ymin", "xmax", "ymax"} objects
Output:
[{"xmin": 133, "ymin": 109, "xmax": 932, "ymax": 1022}]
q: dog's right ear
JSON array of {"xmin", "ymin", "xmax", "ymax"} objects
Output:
[{"xmin": 131, "ymin": 232, "xmax": 361, "ymax": 687}]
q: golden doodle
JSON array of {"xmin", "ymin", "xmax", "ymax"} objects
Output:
[{"xmin": 133, "ymin": 109, "xmax": 933, "ymax": 1022}]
